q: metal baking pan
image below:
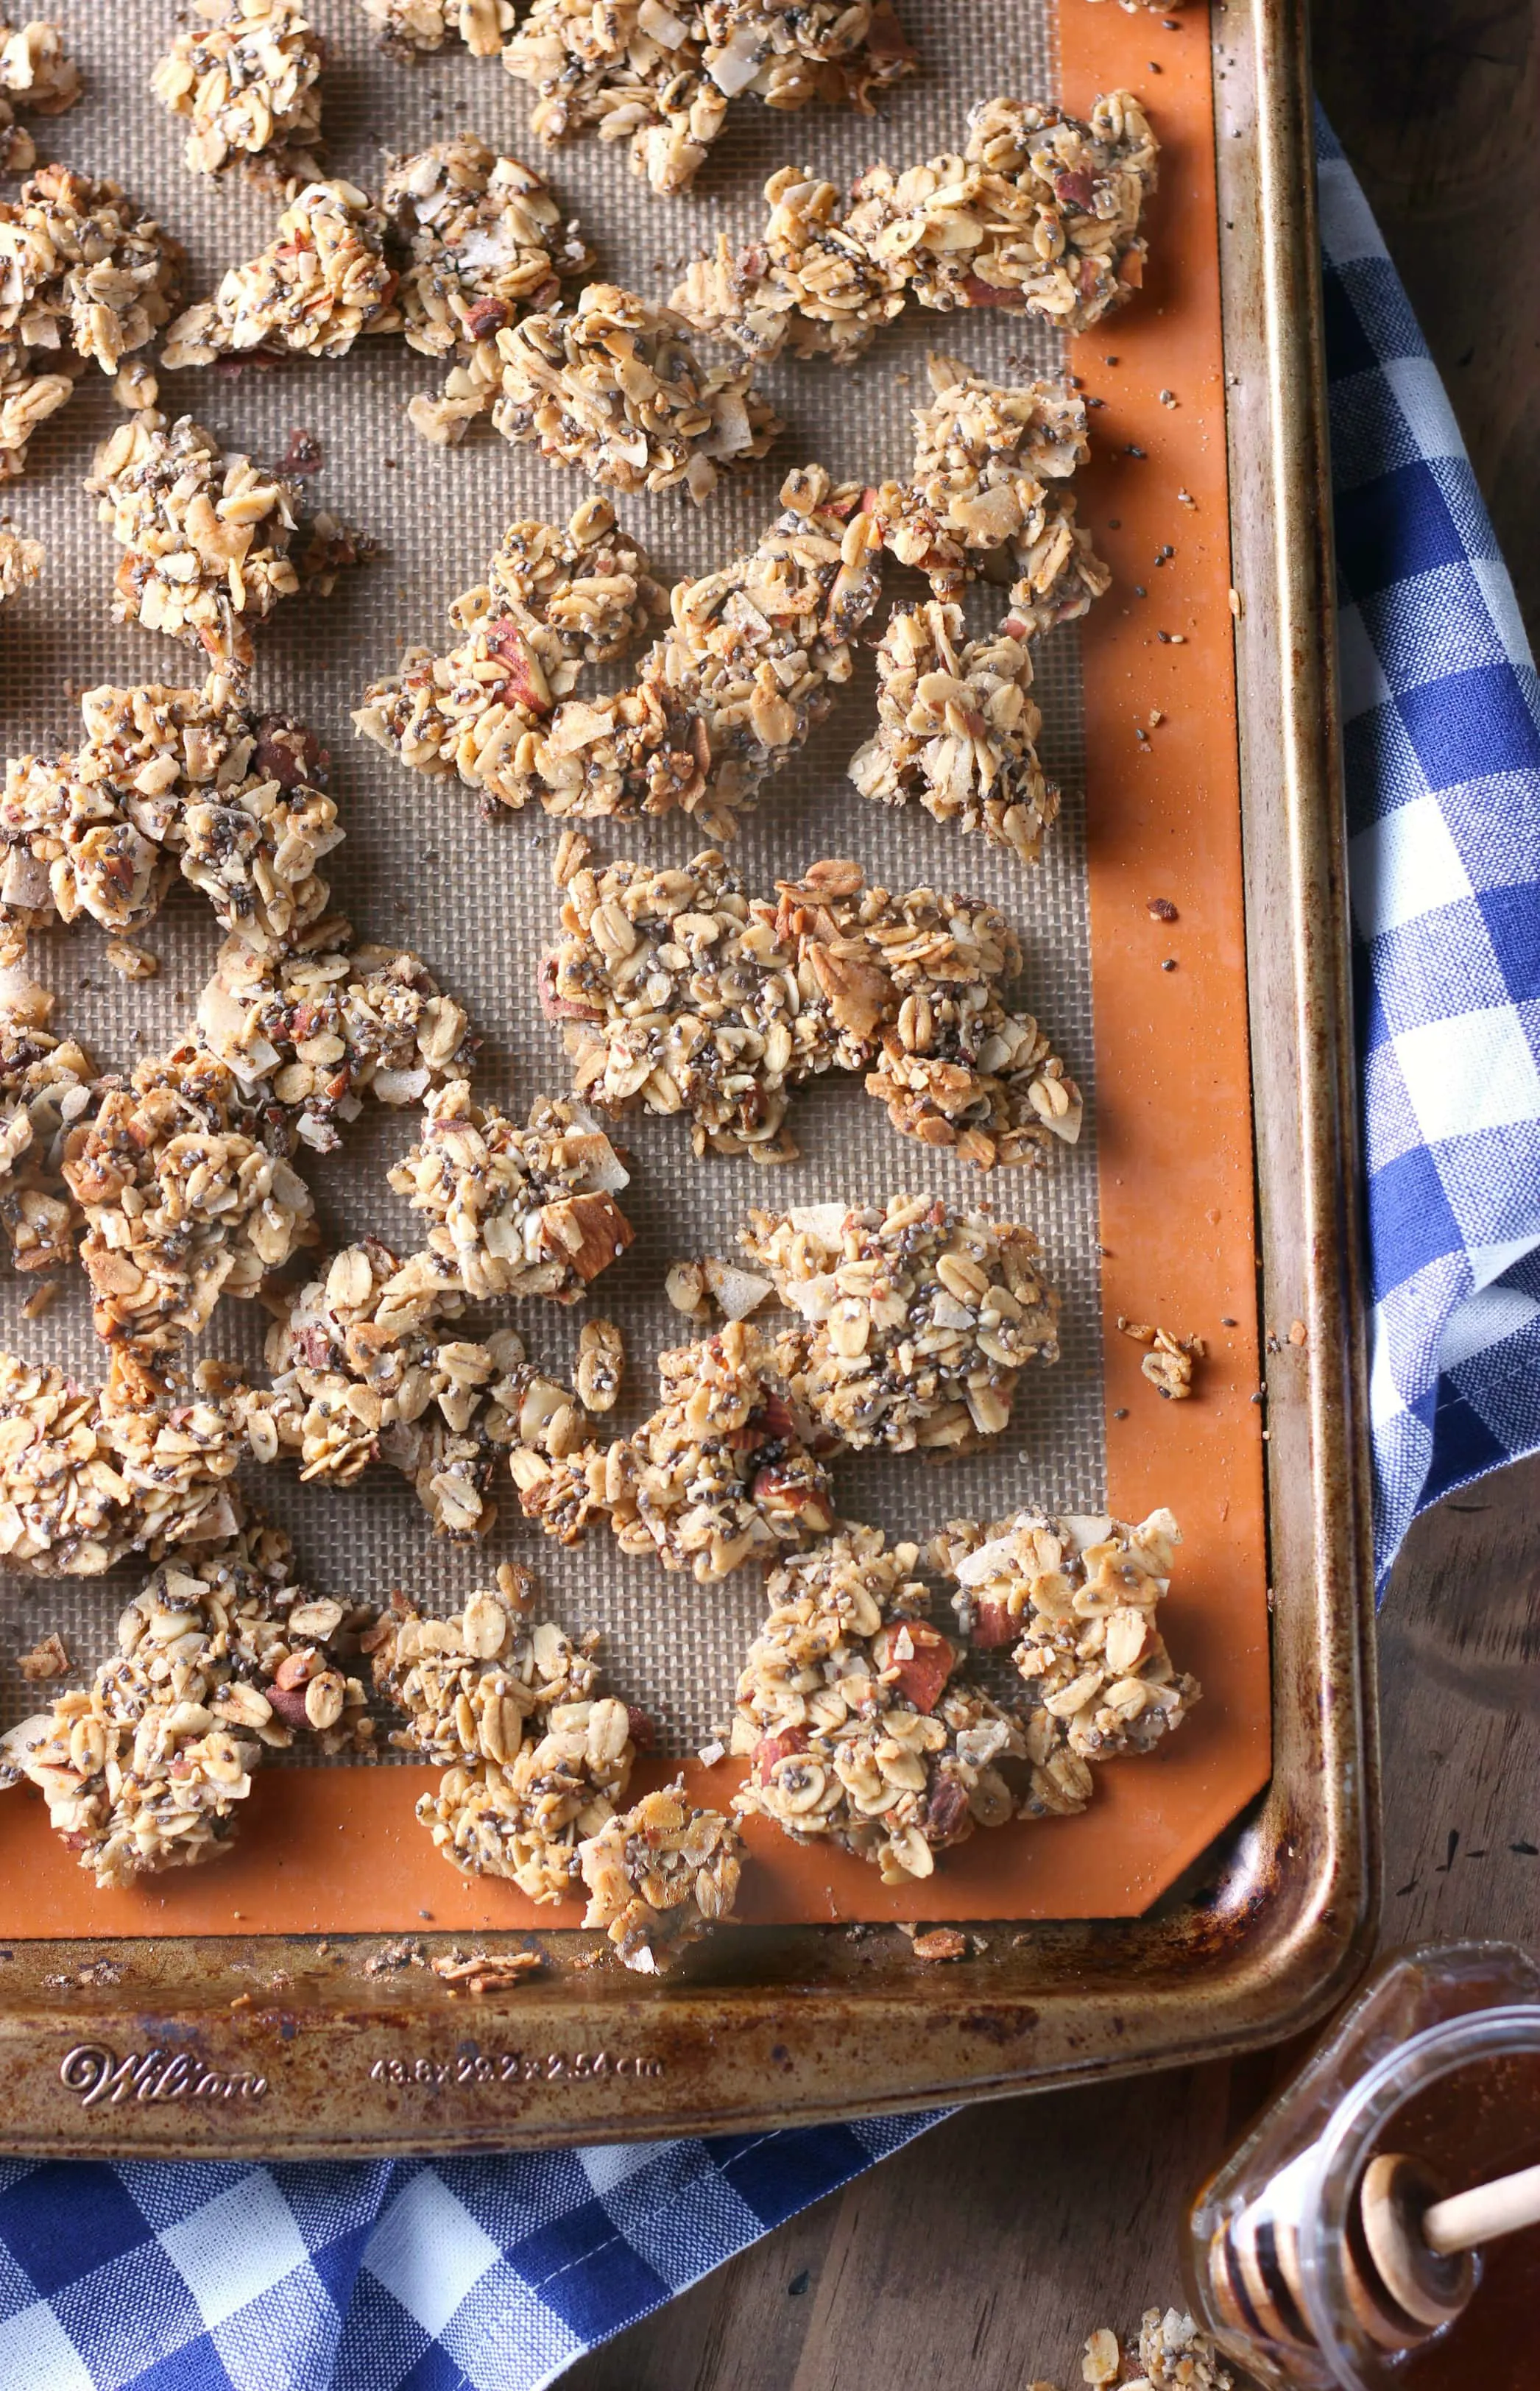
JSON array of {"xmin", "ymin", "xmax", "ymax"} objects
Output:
[{"xmin": 0, "ymin": 0, "xmax": 1376, "ymax": 2155}]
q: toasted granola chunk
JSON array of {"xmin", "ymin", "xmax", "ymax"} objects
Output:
[
  {"xmin": 387, "ymin": 1079, "xmax": 633, "ymax": 1303},
  {"xmin": 197, "ymin": 934, "xmax": 474, "ymax": 1152},
  {"xmin": 360, "ymin": 0, "xmax": 514, "ymax": 57},
  {"xmin": 0, "ymin": 1347, "xmax": 244, "ymax": 1576},
  {"xmin": 384, "ymin": 136, "xmax": 590, "ymax": 445},
  {"xmin": 0, "ymin": 983, "xmax": 94, "ymax": 1274},
  {"xmin": 850, "ymin": 601, "xmax": 1057, "ymax": 868},
  {"xmin": 579, "ymin": 1780, "xmax": 743, "ymax": 1971},
  {"xmin": 671, "ymin": 91, "xmax": 1156, "ymax": 362},
  {"xmin": 0, "ymin": 166, "xmax": 181, "ymax": 478},
  {"xmin": 504, "ymin": 0, "xmax": 912, "ymax": 198},
  {"xmin": 152, "ymin": 0, "xmax": 325, "ymax": 189},
  {"xmin": 511, "ymin": 1318, "xmax": 835, "ymax": 1581},
  {"xmin": 0, "ymin": 19, "xmax": 80, "ymax": 177},
  {"xmin": 0, "ymin": 679, "xmax": 342, "ymax": 964},
  {"xmin": 492, "ymin": 282, "xmax": 780, "ymax": 504},
  {"xmin": 370, "ymin": 1564, "xmax": 635, "ymax": 1899},
  {"xmin": 730, "ymin": 1524, "xmax": 1025, "ymax": 1882},
  {"xmin": 0, "ymin": 522, "xmax": 40, "ymax": 601},
  {"xmin": 3, "ymin": 1526, "xmax": 372, "ymax": 1887},
  {"xmin": 744, "ymin": 1194, "xmax": 1059, "ymax": 1454},
  {"xmin": 548, "ymin": 848, "xmax": 1081, "ymax": 1168},
  {"xmin": 60, "ymin": 1042, "xmax": 314, "ymax": 1354},
  {"xmin": 353, "ymin": 498, "xmax": 666, "ymax": 808},
  {"xmin": 87, "ymin": 411, "xmax": 369, "ymax": 671},
  {"xmin": 933, "ymin": 1507, "xmax": 1199, "ymax": 1818},
  {"xmin": 160, "ymin": 179, "xmax": 401, "ymax": 368},
  {"xmin": 1117, "ymin": 1317, "xmax": 1204, "ymax": 1400},
  {"xmin": 239, "ymin": 1239, "xmax": 589, "ymax": 1539},
  {"xmin": 574, "ymin": 1317, "xmax": 624, "ymax": 1410}
]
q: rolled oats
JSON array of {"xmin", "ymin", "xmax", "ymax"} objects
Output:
[
  {"xmin": 0, "ymin": 21, "xmax": 80, "ymax": 178},
  {"xmin": 359, "ymin": 0, "xmax": 515, "ymax": 58},
  {"xmin": 60, "ymin": 1040, "xmax": 315, "ymax": 1355},
  {"xmin": 4, "ymin": 1525, "xmax": 372, "ymax": 1887},
  {"xmin": 574, "ymin": 1316, "xmax": 624, "ymax": 1410},
  {"xmin": 152, "ymin": 0, "xmax": 325, "ymax": 191},
  {"xmin": 87, "ymin": 410, "xmax": 370, "ymax": 671},
  {"xmin": 0, "ymin": 1346, "xmax": 244, "ymax": 1576},
  {"xmin": 504, "ymin": 0, "xmax": 913, "ymax": 198},
  {"xmin": 384, "ymin": 136, "xmax": 590, "ymax": 445},
  {"xmin": 353, "ymin": 499, "xmax": 667, "ymax": 809},
  {"xmin": 579, "ymin": 1779, "xmax": 743, "ymax": 1971},
  {"xmin": 670, "ymin": 90, "xmax": 1157, "ymax": 361},
  {"xmin": 512, "ymin": 1316, "xmax": 835, "ymax": 1580},
  {"xmin": 1117, "ymin": 1317, "xmax": 1204, "ymax": 1399},
  {"xmin": 730, "ymin": 1523, "xmax": 1025, "ymax": 1883},
  {"xmin": 547, "ymin": 847, "xmax": 1081, "ymax": 1168},
  {"xmin": 0, "ymin": 165, "xmax": 182, "ymax": 479},
  {"xmin": 0, "ymin": 982, "xmax": 94, "ymax": 1276},
  {"xmin": 0, "ymin": 521, "xmax": 40, "ymax": 601},
  {"xmin": 491, "ymin": 282, "xmax": 780, "ymax": 503},
  {"xmin": 369, "ymin": 1564, "xmax": 636, "ymax": 1900},
  {"xmin": 933, "ymin": 1507, "xmax": 1199, "ymax": 1818},
  {"xmin": 160, "ymin": 178, "xmax": 402, "ymax": 368},
  {"xmin": 743, "ymin": 1193, "xmax": 1059, "ymax": 1454},
  {"xmin": 0, "ymin": 679, "xmax": 343, "ymax": 964},
  {"xmin": 386, "ymin": 1078, "xmax": 633, "ymax": 1303},
  {"xmin": 197, "ymin": 932, "xmax": 474, "ymax": 1151},
  {"xmin": 239, "ymin": 1237, "xmax": 590, "ymax": 1540}
]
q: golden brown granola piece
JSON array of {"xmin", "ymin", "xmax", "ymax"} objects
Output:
[
  {"xmin": 579, "ymin": 1780, "xmax": 743, "ymax": 1971},
  {"xmin": 933, "ymin": 1507, "xmax": 1199, "ymax": 1819},
  {"xmin": 731, "ymin": 1524, "xmax": 1025, "ymax": 1883},
  {"xmin": 160, "ymin": 180, "xmax": 401, "ymax": 368},
  {"xmin": 152, "ymin": 0, "xmax": 325, "ymax": 189},
  {"xmin": 0, "ymin": 983, "xmax": 93, "ymax": 1275},
  {"xmin": 491, "ymin": 282, "xmax": 780, "ymax": 504},
  {"xmin": 0, "ymin": 520, "xmax": 40, "ymax": 601},
  {"xmin": 744, "ymin": 1193, "xmax": 1059, "ymax": 1454},
  {"xmin": 0, "ymin": 18, "xmax": 80, "ymax": 177},
  {"xmin": 2, "ymin": 1526, "xmax": 373, "ymax": 1887},
  {"xmin": 360, "ymin": 0, "xmax": 514, "ymax": 57},
  {"xmin": 369, "ymin": 1564, "xmax": 635, "ymax": 1900},
  {"xmin": 15, "ymin": 1628, "xmax": 66, "ymax": 1679},
  {"xmin": 1117, "ymin": 1318, "xmax": 1204, "ymax": 1399}
]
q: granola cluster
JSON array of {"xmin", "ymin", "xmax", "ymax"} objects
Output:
[
  {"xmin": 0, "ymin": 165, "xmax": 182, "ymax": 481},
  {"xmin": 197, "ymin": 933, "xmax": 474, "ymax": 1153},
  {"xmin": 547, "ymin": 848, "xmax": 1081, "ymax": 1168},
  {"xmin": 1067, "ymin": 2311, "xmax": 1233, "ymax": 2391},
  {"xmin": 579, "ymin": 1781, "xmax": 743, "ymax": 1971},
  {"xmin": 353, "ymin": 499, "xmax": 667, "ymax": 810},
  {"xmin": 384, "ymin": 136, "xmax": 590, "ymax": 445},
  {"xmin": 933, "ymin": 1507, "xmax": 1199, "ymax": 1819},
  {"xmin": 510, "ymin": 1317, "xmax": 835, "ymax": 1581},
  {"xmin": 0, "ymin": 678, "xmax": 342, "ymax": 965},
  {"xmin": 359, "ymin": 0, "xmax": 514, "ymax": 57},
  {"xmin": 86, "ymin": 411, "xmax": 369, "ymax": 671},
  {"xmin": 492, "ymin": 282, "xmax": 780, "ymax": 502},
  {"xmin": 730, "ymin": 1525, "xmax": 1025, "ymax": 1884},
  {"xmin": 504, "ymin": 0, "xmax": 914, "ymax": 197},
  {"xmin": 0, "ymin": 522, "xmax": 40, "ymax": 602},
  {"xmin": 152, "ymin": 0, "xmax": 325, "ymax": 190},
  {"xmin": 238, "ymin": 1237, "xmax": 591, "ymax": 1539},
  {"xmin": 0, "ymin": 984, "xmax": 93, "ymax": 1274},
  {"xmin": 670, "ymin": 90, "xmax": 1157, "ymax": 362},
  {"xmin": 743, "ymin": 1196, "xmax": 1059, "ymax": 1454},
  {"xmin": 2, "ymin": 1526, "xmax": 372, "ymax": 1887},
  {"xmin": 387, "ymin": 1078, "xmax": 634, "ymax": 1304},
  {"xmin": 161, "ymin": 178, "xmax": 401, "ymax": 368},
  {"xmin": 369, "ymin": 1566, "xmax": 636, "ymax": 1900},
  {"xmin": 0, "ymin": 18, "xmax": 78, "ymax": 177},
  {"xmin": 0, "ymin": 1347, "xmax": 243, "ymax": 1576},
  {"xmin": 60, "ymin": 1042, "xmax": 314, "ymax": 1355}
]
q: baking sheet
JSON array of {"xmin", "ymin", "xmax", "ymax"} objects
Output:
[{"xmin": 0, "ymin": 0, "xmax": 1271, "ymax": 1932}]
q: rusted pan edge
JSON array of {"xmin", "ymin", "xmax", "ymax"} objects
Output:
[{"xmin": 0, "ymin": 0, "xmax": 1379, "ymax": 2158}]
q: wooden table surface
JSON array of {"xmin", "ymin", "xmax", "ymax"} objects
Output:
[{"xmin": 565, "ymin": 7, "xmax": 1540, "ymax": 2382}]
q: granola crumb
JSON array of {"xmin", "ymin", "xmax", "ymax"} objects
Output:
[
  {"xmin": 104, "ymin": 939, "xmax": 159, "ymax": 981},
  {"xmin": 15, "ymin": 1629, "xmax": 67, "ymax": 1680},
  {"xmin": 429, "ymin": 1947, "xmax": 544, "ymax": 1988},
  {"xmin": 0, "ymin": 19, "xmax": 81, "ymax": 179},
  {"xmin": 0, "ymin": 523, "xmax": 40, "ymax": 603},
  {"xmin": 578, "ymin": 1779, "xmax": 743, "ymax": 1972},
  {"xmin": 911, "ymin": 1926, "xmax": 967, "ymax": 1962}
]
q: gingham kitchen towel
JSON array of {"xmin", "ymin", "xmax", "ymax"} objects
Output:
[
  {"xmin": 1318, "ymin": 114, "xmax": 1540, "ymax": 1586},
  {"xmin": 3, "ymin": 119, "xmax": 1533, "ymax": 2391}
]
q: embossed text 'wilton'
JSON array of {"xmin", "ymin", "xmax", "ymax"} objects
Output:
[{"xmin": 60, "ymin": 2044, "xmax": 269, "ymax": 2108}]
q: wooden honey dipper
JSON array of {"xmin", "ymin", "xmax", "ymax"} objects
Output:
[{"xmin": 1207, "ymin": 2151, "xmax": 1540, "ymax": 2365}]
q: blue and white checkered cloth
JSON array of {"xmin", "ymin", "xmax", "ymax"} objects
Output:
[{"xmin": 2, "ymin": 121, "xmax": 1533, "ymax": 2391}]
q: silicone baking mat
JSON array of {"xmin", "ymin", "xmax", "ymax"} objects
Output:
[{"xmin": 0, "ymin": 0, "xmax": 1268, "ymax": 1931}]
